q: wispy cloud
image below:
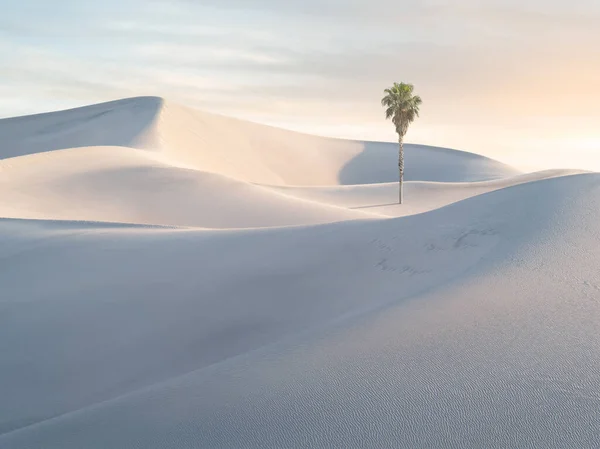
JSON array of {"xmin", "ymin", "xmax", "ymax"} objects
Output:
[{"xmin": 0, "ymin": 0, "xmax": 599, "ymax": 170}]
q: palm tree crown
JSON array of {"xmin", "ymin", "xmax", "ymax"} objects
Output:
[{"xmin": 381, "ymin": 82, "xmax": 422, "ymax": 137}]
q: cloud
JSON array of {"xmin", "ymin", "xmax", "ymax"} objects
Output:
[{"xmin": 1, "ymin": 0, "xmax": 599, "ymax": 170}]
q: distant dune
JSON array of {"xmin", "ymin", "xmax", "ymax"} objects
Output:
[
  {"xmin": 1, "ymin": 97, "xmax": 599, "ymax": 448},
  {"xmin": 0, "ymin": 96, "xmax": 518, "ymax": 185}
]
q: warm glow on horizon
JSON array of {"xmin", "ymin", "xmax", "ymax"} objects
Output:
[{"xmin": 1, "ymin": 0, "xmax": 599, "ymax": 171}]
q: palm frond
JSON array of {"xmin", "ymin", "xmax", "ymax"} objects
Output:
[
  {"xmin": 380, "ymin": 82, "xmax": 422, "ymax": 135},
  {"xmin": 385, "ymin": 106, "xmax": 395, "ymax": 119}
]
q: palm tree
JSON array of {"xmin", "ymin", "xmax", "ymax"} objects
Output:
[{"xmin": 381, "ymin": 82, "xmax": 422, "ymax": 204}]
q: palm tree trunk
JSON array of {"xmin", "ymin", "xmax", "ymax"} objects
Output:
[{"xmin": 398, "ymin": 135, "xmax": 404, "ymax": 204}]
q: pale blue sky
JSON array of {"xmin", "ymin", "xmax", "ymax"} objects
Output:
[{"xmin": 1, "ymin": 0, "xmax": 599, "ymax": 170}]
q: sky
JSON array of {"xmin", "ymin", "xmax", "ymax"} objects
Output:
[{"xmin": 1, "ymin": 0, "xmax": 599, "ymax": 171}]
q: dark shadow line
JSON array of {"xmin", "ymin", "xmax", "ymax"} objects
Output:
[{"xmin": 351, "ymin": 203, "xmax": 398, "ymax": 209}]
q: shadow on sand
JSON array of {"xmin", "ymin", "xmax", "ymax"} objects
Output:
[
  {"xmin": 338, "ymin": 142, "xmax": 514, "ymax": 185},
  {"xmin": 351, "ymin": 203, "xmax": 399, "ymax": 210}
]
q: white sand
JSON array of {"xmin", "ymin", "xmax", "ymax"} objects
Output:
[
  {"xmin": 1, "ymin": 97, "xmax": 599, "ymax": 448},
  {"xmin": 0, "ymin": 146, "xmax": 375, "ymax": 228}
]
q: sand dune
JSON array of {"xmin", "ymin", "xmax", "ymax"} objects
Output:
[
  {"xmin": 2, "ymin": 174, "xmax": 600, "ymax": 448},
  {"xmin": 0, "ymin": 97, "xmax": 522, "ymax": 228},
  {"xmin": 0, "ymin": 97, "xmax": 518, "ymax": 185},
  {"xmin": 1, "ymin": 97, "xmax": 598, "ymax": 448},
  {"xmin": 266, "ymin": 168, "xmax": 587, "ymax": 217},
  {"xmin": 0, "ymin": 97, "xmax": 163, "ymax": 159},
  {"xmin": 0, "ymin": 146, "xmax": 374, "ymax": 228}
]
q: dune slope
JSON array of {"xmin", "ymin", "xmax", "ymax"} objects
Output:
[
  {"xmin": 0, "ymin": 146, "xmax": 374, "ymax": 228},
  {"xmin": 1, "ymin": 175, "xmax": 600, "ymax": 448},
  {"xmin": 267, "ymin": 169, "xmax": 587, "ymax": 217}
]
